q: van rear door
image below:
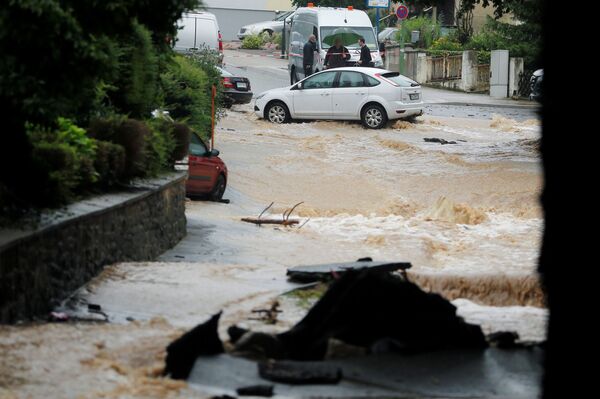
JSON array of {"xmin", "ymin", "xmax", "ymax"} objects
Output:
[{"xmin": 175, "ymin": 14, "xmax": 219, "ymax": 52}]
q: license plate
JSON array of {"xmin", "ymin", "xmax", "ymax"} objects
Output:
[
  {"xmin": 409, "ymin": 93, "xmax": 419, "ymax": 100},
  {"xmin": 236, "ymin": 82, "xmax": 247, "ymax": 89}
]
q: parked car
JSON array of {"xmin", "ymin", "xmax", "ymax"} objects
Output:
[
  {"xmin": 184, "ymin": 132, "xmax": 228, "ymax": 200},
  {"xmin": 378, "ymin": 27, "xmax": 399, "ymax": 42},
  {"xmin": 530, "ymin": 68, "xmax": 543, "ymax": 102},
  {"xmin": 254, "ymin": 67, "xmax": 423, "ymax": 129},
  {"xmin": 216, "ymin": 66, "xmax": 253, "ymax": 108},
  {"xmin": 238, "ymin": 10, "xmax": 295, "ymax": 39},
  {"xmin": 175, "ymin": 11, "xmax": 224, "ymax": 64}
]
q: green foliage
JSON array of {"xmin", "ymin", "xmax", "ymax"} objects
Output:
[
  {"xmin": 94, "ymin": 141, "xmax": 126, "ymax": 189},
  {"xmin": 0, "ymin": 0, "xmax": 202, "ymax": 210},
  {"xmin": 429, "ymin": 36, "xmax": 463, "ymax": 53},
  {"xmin": 145, "ymin": 119, "xmax": 177, "ymax": 176},
  {"xmin": 160, "ymin": 54, "xmax": 222, "ymax": 141},
  {"xmin": 465, "ymin": 11, "xmax": 539, "ymax": 68},
  {"xmin": 27, "ymin": 119, "xmax": 99, "ymax": 204},
  {"xmin": 109, "ymin": 21, "xmax": 160, "ymax": 118},
  {"xmin": 272, "ymin": 32, "xmax": 283, "ymax": 49},
  {"xmin": 170, "ymin": 123, "xmax": 192, "ymax": 162},
  {"xmin": 241, "ymin": 34, "xmax": 264, "ymax": 49},
  {"xmin": 285, "ymin": 283, "xmax": 328, "ymax": 310},
  {"xmin": 396, "ymin": 16, "xmax": 441, "ymax": 49}
]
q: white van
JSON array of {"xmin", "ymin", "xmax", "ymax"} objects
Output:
[
  {"xmin": 175, "ymin": 11, "xmax": 223, "ymax": 62},
  {"xmin": 288, "ymin": 6, "xmax": 382, "ymax": 84}
]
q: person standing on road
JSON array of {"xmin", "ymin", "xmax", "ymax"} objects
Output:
[
  {"xmin": 303, "ymin": 34, "xmax": 317, "ymax": 77},
  {"xmin": 357, "ymin": 37, "xmax": 373, "ymax": 67},
  {"xmin": 324, "ymin": 37, "xmax": 350, "ymax": 69}
]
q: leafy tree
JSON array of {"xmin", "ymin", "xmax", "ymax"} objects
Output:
[
  {"xmin": 0, "ymin": 0, "xmax": 201, "ymax": 210},
  {"xmin": 465, "ymin": 0, "xmax": 541, "ymax": 68}
]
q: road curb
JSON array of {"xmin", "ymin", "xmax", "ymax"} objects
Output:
[{"xmin": 425, "ymin": 101, "xmax": 539, "ymax": 109}]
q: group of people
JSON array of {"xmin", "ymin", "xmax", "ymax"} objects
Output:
[{"xmin": 302, "ymin": 35, "xmax": 374, "ymax": 77}]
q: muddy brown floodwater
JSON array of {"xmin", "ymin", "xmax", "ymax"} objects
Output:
[{"xmin": 0, "ymin": 106, "xmax": 546, "ymax": 398}]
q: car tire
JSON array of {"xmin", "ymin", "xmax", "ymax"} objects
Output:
[
  {"xmin": 209, "ymin": 174, "xmax": 226, "ymax": 201},
  {"xmin": 361, "ymin": 104, "xmax": 388, "ymax": 129},
  {"xmin": 265, "ymin": 101, "xmax": 291, "ymax": 124}
]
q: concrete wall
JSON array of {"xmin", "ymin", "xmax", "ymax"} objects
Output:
[
  {"xmin": 385, "ymin": 45, "xmax": 491, "ymax": 93},
  {"xmin": 0, "ymin": 173, "xmax": 187, "ymax": 323},
  {"xmin": 509, "ymin": 57, "xmax": 524, "ymax": 98}
]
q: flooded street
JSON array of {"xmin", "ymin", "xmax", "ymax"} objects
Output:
[{"xmin": 1, "ymin": 55, "xmax": 545, "ymax": 398}]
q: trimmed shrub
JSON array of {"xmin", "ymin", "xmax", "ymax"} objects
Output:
[
  {"xmin": 94, "ymin": 141, "xmax": 126, "ymax": 188},
  {"xmin": 31, "ymin": 142, "xmax": 77, "ymax": 206},
  {"xmin": 170, "ymin": 123, "xmax": 191, "ymax": 162},
  {"xmin": 88, "ymin": 117, "xmax": 149, "ymax": 180},
  {"xmin": 27, "ymin": 118, "xmax": 98, "ymax": 203},
  {"xmin": 241, "ymin": 34, "xmax": 264, "ymax": 49},
  {"xmin": 146, "ymin": 118, "xmax": 176, "ymax": 175},
  {"xmin": 114, "ymin": 119, "xmax": 151, "ymax": 179}
]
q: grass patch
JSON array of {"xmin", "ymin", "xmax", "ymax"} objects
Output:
[{"xmin": 284, "ymin": 283, "xmax": 329, "ymax": 309}]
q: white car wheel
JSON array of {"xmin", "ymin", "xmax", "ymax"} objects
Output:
[
  {"xmin": 362, "ymin": 104, "xmax": 387, "ymax": 129},
  {"xmin": 266, "ymin": 102, "xmax": 290, "ymax": 124}
]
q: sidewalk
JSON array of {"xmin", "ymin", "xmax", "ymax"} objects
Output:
[{"xmin": 422, "ymin": 86, "xmax": 538, "ymax": 108}]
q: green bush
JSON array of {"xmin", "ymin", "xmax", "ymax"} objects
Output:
[
  {"xmin": 109, "ymin": 21, "xmax": 160, "ymax": 118},
  {"xmin": 170, "ymin": 123, "xmax": 192, "ymax": 162},
  {"xmin": 429, "ymin": 36, "xmax": 463, "ymax": 53},
  {"xmin": 396, "ymin": 17, "xmax": 441, "ymax": 49},
  {"xmin": 241, "ymin": 34, "xmax": 264, "ymax": 49},
  {"xmin": 27, "ymin": 118, "xmax": 98, "ymax": 204},
  {"xmin": 160, "ymin": 55, "xmax": 220, "ymax": 140},
  {"xmin": 146, "ymin": 119, "xmax": 176, "ymax": 175},
  {"xmin": 94, "ymin": 141, "xmax": 126, "ymax": 188},
  {"xmin": 465, "ymin": 15, "xmax": 540, "ymax": 68},
  {"xmin": 88, "ymin": 117, "xmax": 148, "ymax": 180}
]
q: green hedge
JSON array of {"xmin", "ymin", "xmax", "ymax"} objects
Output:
[
  {"xmin": 160, "ymin": 54, "xmax": 222, "ymax": 140},
  {"xmin": 241, "ymin": 34, "xmax": 264, "ymax": 49}
]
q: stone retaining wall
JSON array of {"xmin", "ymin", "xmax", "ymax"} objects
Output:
[{"xmin": 0, "ymin": 173, "xmax": 187, "ymax": 323}]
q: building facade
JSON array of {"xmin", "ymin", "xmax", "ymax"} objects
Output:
[{"xmin": 203, "ymin": 0, "xmax": 294, "ymax": 40}]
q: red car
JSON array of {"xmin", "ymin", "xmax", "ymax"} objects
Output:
[{"xmin": 186, "ymin": 132, "xmax": 228, "ymax": 200}]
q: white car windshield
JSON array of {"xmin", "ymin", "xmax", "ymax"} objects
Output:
[
  {"xmin": 274, "ymin": 11, "xmax": 294, "ymax": 21},
  {"xmin": 321, "ymin": 26, "xmax": 377, "ymax": 51}
]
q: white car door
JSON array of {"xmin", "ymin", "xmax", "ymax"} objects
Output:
[
  {"xmin": 293, "ymin": 71, "xmax": 336, "ymax": 118},
  {"xmin": 332, "ymin": 71, "xmax": 368, "ymax": 118}
]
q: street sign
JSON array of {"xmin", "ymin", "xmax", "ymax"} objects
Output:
[
  {"xmin": 396, "ymin": 5, "xmax": 409, "ymax": 20},
  {"xmin": 366, "ymin": 0, "xmax": 390, "ymax": 8}
]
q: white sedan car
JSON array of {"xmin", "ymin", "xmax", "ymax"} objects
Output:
[{"xmin": 254, "ymin": 67, "xmax": 424, "ymax": 129}]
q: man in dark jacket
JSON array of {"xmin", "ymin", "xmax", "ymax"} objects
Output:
[
  {"xmin": 324, "ymin": 37, "xmax": 350, "ymax": 69},
  {"xmin": 303, "ymin": 34, "xmax": 317, "ymax": 77},
  {"xmin": 357, "ymin": 37, "xmax": 373, "ymax": 67}
]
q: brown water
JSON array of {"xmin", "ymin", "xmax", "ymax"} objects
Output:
[{"xmin": 0, "ymin": 106, "xmax": 545, "ymax": 398}]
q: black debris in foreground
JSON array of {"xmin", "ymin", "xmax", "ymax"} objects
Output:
[
  {"xmin": 286, "ymin": 260, "xmax": 411, "ymax": 283},
  {"xmin": 258, "ymin": 360, "xmax": 342, "ymax": 385},
  {"xmin": 238, "ymin": 269, "xmax": 487, "ymax": 360},
  {"xmin": 424, "ymin": 137, "xmax": 457, "ymax": 145},
  {"xmin": 164, "ymin": 311, "xmax": 224, "ymax": 379},
  {"xmin": 236, "ymin": 384, "xmax": 274, "ymax": 396},
  {"xmin": 164, "ymin": 268, "xmax": 488, "ymax": 382}
]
